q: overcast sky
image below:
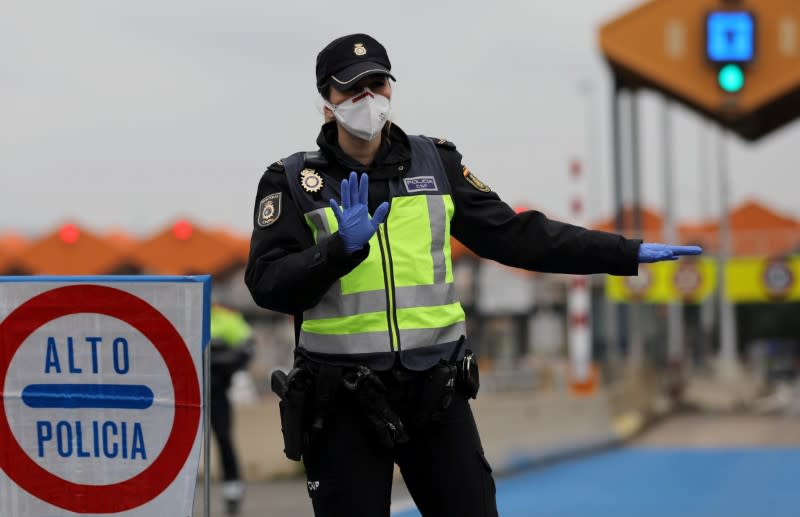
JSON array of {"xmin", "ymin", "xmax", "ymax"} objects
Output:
[{"xmin": 2, "ymin": 0, "xmax": 798, "ymax": 238}]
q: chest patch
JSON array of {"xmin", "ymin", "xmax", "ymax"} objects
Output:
[
  {"xmin": 257, "ymin": 192, "xmax": 282, "ymax": 227},
  {"xmin": 403, "ymin": 176, "xmax": 438, "ymax": 193},
  {"xmin": 300, "ymin": 168, "xmax": 324, "ymax": 193}
]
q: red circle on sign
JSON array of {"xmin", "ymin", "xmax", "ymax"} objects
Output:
[
  {"xmin": 0, "ymin": 285, "xmax": 201, "ymax": 513},
  {"xmin": 674, "ymin": 263, "xmax": 702, "ymax": 297},
  {"xmin": 763, "ymin": 260, "xmax": 794, "ymax": 299}
]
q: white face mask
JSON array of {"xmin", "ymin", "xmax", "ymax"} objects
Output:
[{"xmin": 324, "ymin": 88, "xmax": 391, "ymax": 141}]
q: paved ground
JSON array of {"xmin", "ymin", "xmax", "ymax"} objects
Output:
[
  {"xmin": 394, "ymin": 413, "xmax": 800, "ymax": 517},
  {"xmin": 193, "ymin": 477, "xmax": 412, "ymax": 517},
  {"xmin": 633, "ymin": 412, "xmax": 800, "ymax": 447},
  {"xmin": 193, "ymin": 412, "xmax": 800, "ymax": 516},
  {"xmin": 192, "ymin": 387, "xmax": 616, "ymax": 516},
  {"xmin": 393, "ymin": 447, "xmax": 800, "ymax": 517},
  {"xmin": 199, "ymin": 387, "xmax": 618, "ymax": 482}
]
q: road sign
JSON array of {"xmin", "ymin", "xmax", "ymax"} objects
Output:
[
  {"xmin": 607, "ymin": 259, "xmax": 716, "ymax": 303},
  {"xmin": 0, "ymin": 276, "xmax": 209, "ymax": 516},
  {"xmin": 726, "ymin": 256, "xmax": 800, "ymax": 301},
  {"xmin": 599, "ymin": 0, "xmax": 800, "ymax": 140}
]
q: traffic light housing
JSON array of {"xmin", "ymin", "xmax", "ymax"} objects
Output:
[
  {"xmin": 706, "ymin": 10, "xmax": 755, "ymax": 94},
  {"xmin": 599, "ymin": 0, "xmax": 800, "ymax": 141}
]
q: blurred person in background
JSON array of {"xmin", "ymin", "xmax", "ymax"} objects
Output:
[
  {"xmin": 245, "ymin": 33, "xmax": 701, "ymax": 517},
  {"xmin": 209, "ymin": 302, "xmax": 254, "ymax": 515}
]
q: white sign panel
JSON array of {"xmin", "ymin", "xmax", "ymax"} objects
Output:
[{"xmin": 0, "ymin": 276, "xmax": 210, "ymax": 516}]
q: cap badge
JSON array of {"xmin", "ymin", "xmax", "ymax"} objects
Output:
[
  {"xmin": 354, "ymin": 43, "xmax": 367, "ymax": 56},
  {"xmin": 300, "ymin": 169, "xmax": 324, "ymax": 193}
]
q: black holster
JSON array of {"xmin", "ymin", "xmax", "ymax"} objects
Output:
[
  {"xmin": 412, "ymin": 360, "xmax": 458, "ymax": 429},
  {"xmin": 456, "ymin": 349, "xmax": 480, "ymax": 399},
  {"xmin": 270, "ymin": 366, "xmax": 312, "ymax": 461},
  {"xmin": 342, "ymin": 366, "xmax": 409, "ymax": 448}
]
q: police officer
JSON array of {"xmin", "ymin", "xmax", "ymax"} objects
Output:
[
  {"xmin": 209, "ymin": 303, "xmax": 254, "ymax": 515},
  {"xmin": 245, "ymin": 33, "xmax": 700, "ymax": 517}
]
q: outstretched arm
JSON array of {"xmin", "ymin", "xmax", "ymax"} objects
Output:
[
  {"xmin": 437, "ymin": 142, "xmax": 702, "ymax": 275},
  {"xmin": 438, "ymin": 150, "xmax": 638, "ymax": 274}
]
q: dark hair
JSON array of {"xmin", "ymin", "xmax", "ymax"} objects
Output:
[{"xmin": 319, "ymin": 83, "xmax": 332, "ymax": 101}]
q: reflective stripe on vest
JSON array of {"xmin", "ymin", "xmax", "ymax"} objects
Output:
[{"xmin": 300, "ymin": 188, "xmax": 465, "ymax": 355}]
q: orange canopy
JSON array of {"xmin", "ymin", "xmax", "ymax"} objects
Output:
[
  {"xmin": 16, "ymin": 224, "xmax": 131, "ymax": 275},
  {"xmin": 210, "ymin": 227, "xmax": 251, "ymax": 264},
  {"xmin": 593, "ymin": 200, "xmax": 799, "ymax": 257},
  {"xmin": 129, "ymin": 220, "xmax": 246, "ymax": 276},
  {"xmin": 103, "ymin": 227, "xmax": 138, "ymax": 252},
  {"xmin": 0, "ymin": 199, "xmax": 797, "ymax": 276},
  {"xmin": 592, "ymin": 206, "xmax": 666, "ymax": 242},
  {"xmin": 0, "ymin": 232, "xmax": 27, "ymax": 273},
  {"xmin": 680, "ymin": 200, "xmax": 800, "ymax": 256}
]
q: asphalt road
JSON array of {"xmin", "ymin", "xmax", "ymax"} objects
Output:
[
  {"xmin": 193, "ymin": 474, "xmax": 412, "ymax": 517},
  {"xmin": 394, "ymin": 446, "xmax": 800, "ymax": 517},
  {"xmin": 193, "ymin": 412, "xmax": 800, "ymax": 516}
]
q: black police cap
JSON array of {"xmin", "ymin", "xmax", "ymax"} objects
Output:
[{"xmin": 316, "ymin": 34, "xmax": 396, "ymax": 92}]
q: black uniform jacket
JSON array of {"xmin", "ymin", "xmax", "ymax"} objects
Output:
[{"xmin": 245, "ymin": 122, "xmax": 641, "ymax": 330}]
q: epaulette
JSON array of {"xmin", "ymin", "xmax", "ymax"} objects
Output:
[
  {"xmin": 266, "ymin": 160, "xmax": 285, "ymax": 174},
  {"xmin": 304, "ymin": 151, "xmax": 329, "ymax": 168},
  {"xmin": 429, "ymin": 136, "xmax": 457, "ymax": 151}
]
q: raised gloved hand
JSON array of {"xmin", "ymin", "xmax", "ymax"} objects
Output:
[
  {"xmin": 330, "ymin": 171, "xmax": 390, "ymax": 253},
  {"xmin": 638, "ymin": 243, "xmax": 702, "ymax": 263}
]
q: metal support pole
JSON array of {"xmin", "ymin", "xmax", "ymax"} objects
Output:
[
  {"xmin": 204, "ymin": 344, "xmax": 211, "ymax": 517},
  {"xmin": 630, "ymin": 93, "xmax": 643, "ymax": 235},
  {"xmin": 578, "ymin": 79, "xmax": 599, "ymax": 222},
  {"xmin": 698, "ymin": 120, "xmax": 715, "ymax": 369},
  {"xmin": 610, "ymin": 78, "xmax": 625, "ymax": 373},
  {"xmin": 612, "ymin": 83, "xmax": 625, "ymax": 235},
  {"xmin": 715, "ymin": 128, "xmax": 740, "ymax": 381},
  {"xmin": 579, "ymin": 79, "xmax": 612, "ymax": 374},
  {"xmin": 662, "ymin": 99, "xmax": 684, "ymax": 363},
  {"xmin": 627, "ymin": 91, "xmax": 643, "ymax": 367}
]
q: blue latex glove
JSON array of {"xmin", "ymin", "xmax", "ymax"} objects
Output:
[
  {"xmin": 329, "ymin": 171, "xmax": 390, "ymax": 253},
  {"xmin": 638, "ymin": 243, "xmax": 703, "ymax": 263}
]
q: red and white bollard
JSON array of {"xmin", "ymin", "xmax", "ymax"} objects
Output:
[{"xmin": 567, "ymin": 159, "xmax": 596, "ymax": 394}]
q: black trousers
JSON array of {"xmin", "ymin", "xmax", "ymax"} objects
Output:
[
  {"xmin": 210, "ymin": 368, "xmax": 241, "ymax": 482},
  {"xmin": 302, "ymin": 371, "xmax": 498, "ymax": 517}
]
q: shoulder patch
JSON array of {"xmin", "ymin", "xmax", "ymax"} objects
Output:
[
  {"xmin": 257, "ymin": 192, "xmax": 282, "ymax": 227},
  {"xmin": 266, "ymin": 160, "xmax": 285, "ymax": 174},
  {"xmin": 462, "ymin": 166, "xmax": 491, "ymax": 193},
  {"xmin": 430, "ymin": 137, "xmax": 456, "ymax": 150}
]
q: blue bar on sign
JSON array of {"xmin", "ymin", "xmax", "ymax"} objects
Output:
[{"xmin": 21, "ymin": 384, "xmax": 154, "ymax": 409}]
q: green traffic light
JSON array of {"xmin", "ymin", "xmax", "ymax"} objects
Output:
[{"xmin": 718, "ymin": 64, "xmax": 744, "ymax": 93}]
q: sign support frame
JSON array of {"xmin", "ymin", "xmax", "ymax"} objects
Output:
[{"xmin": 204, "ymin": 341, "xmax": 211, "ymax": 517}]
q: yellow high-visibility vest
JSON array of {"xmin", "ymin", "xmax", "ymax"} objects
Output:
[{"xmin": 283, "ymin": 136, "xmax": 466, "ymax": 364}]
